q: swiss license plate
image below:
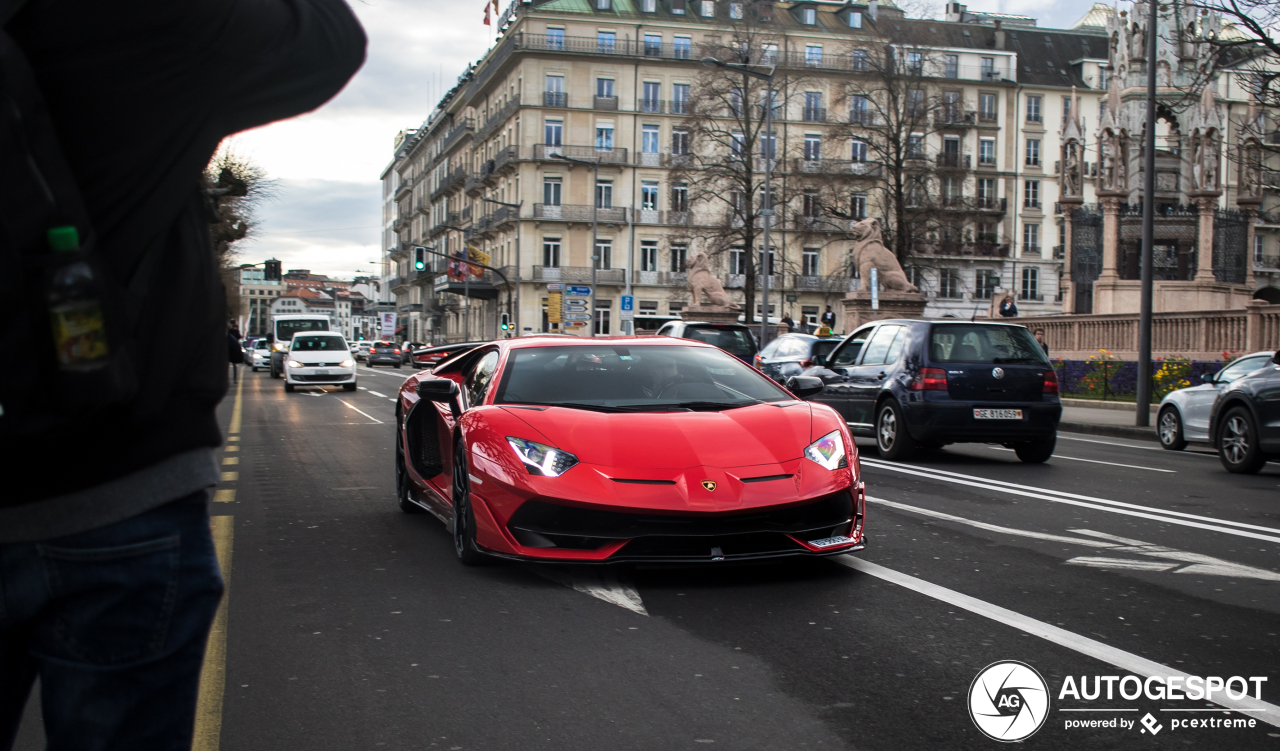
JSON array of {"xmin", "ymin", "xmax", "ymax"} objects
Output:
[
  {"xmin": 315, "ymin": 370, "xmax": 329, "ymax": 376},
  {"xmin": 808, "ymin": 536, "xmax": 855, "ymax": 549},
  {"xmin": 974, "ymin": 408, "xmax": 1023, "ymax": 420}
]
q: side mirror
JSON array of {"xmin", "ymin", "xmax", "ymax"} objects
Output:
[
  {"xmin": 417, "ymin": 378, "xmax": 462, "ymax": 419},
  {"xmin": 1203, "ymin": 372, "xmax": 1218, "ymax": 384},
  {"xmin": 1273, "ymin": 350, "xmax": 1280, "ymax": 364},
  {"xmin": 786, "ymin": 375, "xmax": 825, "ymax": 399}
]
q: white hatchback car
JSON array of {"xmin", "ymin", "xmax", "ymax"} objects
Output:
[
  {"xmin": 1157, "ymin": 351, "xmax": 1275, "ymax": 450},
  {"xmin": 284, "ymin": 332, "xmax": 357, "ymax": 392},
  {"xmin": 250, "ymin": 339, "xmax": 271, "ymax": 371}
]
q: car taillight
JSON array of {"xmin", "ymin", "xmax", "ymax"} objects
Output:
[
  {"xmin": 910, "ymin": 367, "xmax": 948, "ymax": 391},
  {"xmin": 799, "ymin": 358, "xmax": 814, "ymax": 369},
  {"xmin": 1043, "ymin": 370, "xmax": 1059, "ymax": 394},
  {"xmin": 753, "ymin": 355, "xmax": 763, "ymax": 368},
  {"xmin": 393, "ymin": 349, "xmax": 400, "ymax": 354}
]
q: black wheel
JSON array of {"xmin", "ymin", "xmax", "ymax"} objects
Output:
[
  {"xmin": 1158, "ymin": 407, "xmax": 1188, "ymax": 451},
  {"xmin": 1014, "ymin": 434, "xmax": 1056, "ymax": 463},
  {"xmin": 343, "ymin": 383, "xmax": 357, "ymax": 391},
  {"xmin": 451, "ymin": 439, "xmax": 487, "ymax": 566},
  {"xmin": 875, "ymin": 400, "xmax": 916, "ymax": 461},
  {"xmin": 396, "ymin": 418, "xmax": 423, "ymax": 514},
  {"xmin": 284, "ymin": 381, "xmax": 294, "ymax": 393},
  {"xmin": 1218, "ymin": 407, "xmax": 1267, "ymax": 474}
]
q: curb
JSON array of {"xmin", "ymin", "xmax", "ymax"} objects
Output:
[
  {"xmin": 1060, "ymin": 398, "xmax": 1160, "ymax": 412},
  {"xmin": 1060, "ymin": 422, "xmax": 1159, "ymax": 443}
]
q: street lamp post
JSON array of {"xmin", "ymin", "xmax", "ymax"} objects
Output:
[
  {"xmin": 550, "ymin": 152, "xmax": 602, "ymax": 336},
  {"xmin": 482, "ymin": 197, "xmax": 523, "ymax": 337},
  {"xmin": 702, "ymin": 56, "xmax": 776, "ymax": 347}
]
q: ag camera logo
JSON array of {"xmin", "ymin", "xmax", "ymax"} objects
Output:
[{"xmin": 969, "ymin": 661, "xmax": 1050, "ymax": 742}]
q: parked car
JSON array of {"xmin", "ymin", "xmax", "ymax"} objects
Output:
[
  {"xmin": 283, "ymin": 332, "xmax": 356, "ymax": 392},
  {"xmin": 1156, "ymin": 351, "xmax": 1275, "ymax": 450},
  {"xmin": 799, "ymin": 319, "xmax": 1061, "ymax": 462},
  {"xmin": 1208, "ymin": 350, "xmax": 1280, "ymax": 473},
  {"xmin": 367, "ymin": 341, "xmax": 404, "ymax": 367},
  {"xmin": 411, "ymin": 341, "xmax": 485, "ymax": 369},
  {"xmin": 395, "ymin": 337, "xmax": 863, "ymax": 565},
  {"xmin": 249, "ymin": 339, "xmax": 271, "ymax": 371},
  {"xmin": 401, "ymin": 341, "xmax": 425, "ymax": 365},
  {"xmin": 755, "ymin": 333, "xmax": 842, "ymax": 384},
  {"xmin": 655, "ymin": 321, "xmax": 759, "ymax": 364}
]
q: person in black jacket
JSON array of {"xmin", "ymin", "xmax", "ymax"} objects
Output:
[
  {"xmin": 998, "ymin": 295, "xmax": 1019, "ymax": 317},
  {"xmin": 0, "ymin": 2, "xmax": 364, "ymax": 747}
]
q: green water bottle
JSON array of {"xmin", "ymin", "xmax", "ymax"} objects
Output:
[{"xmin": 46, "ymin": 226, "xmax": 110, "ymax": 370}]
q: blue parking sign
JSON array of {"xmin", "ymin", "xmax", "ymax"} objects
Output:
[{"xmin": 567, "ymin": 285, "xmax": 592, "ymax": 297}]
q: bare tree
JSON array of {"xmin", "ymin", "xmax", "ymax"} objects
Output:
[
  {"xmin": 828, "ymin": 23, "xmax": 957, "ymax": 264},
  {"xmin": 670, "ymin": 2, "xmax": 818, "ymax": 325},
  {"xmin": 204, "ymin": 145, "xmax": 274, "ymax": 321}
]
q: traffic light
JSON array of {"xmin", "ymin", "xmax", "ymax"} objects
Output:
[
  {"xmin": 413, "ymin": 246, "xmax": 426, "ymax": 271},
  {"xmin": 499, "ymin": 313, "xmax": 511, "ymax": 331},
  {"xmin": 264, "ymin": 259, "xmax": 282, "ymax": 281}
]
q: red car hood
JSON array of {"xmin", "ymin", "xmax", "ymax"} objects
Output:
[{"xmin": 502, "ymin": 402, "xmax": 814, "ymax": 470}]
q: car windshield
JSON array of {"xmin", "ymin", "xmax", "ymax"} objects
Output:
[
  {"xmin": 276, "ymin": 319, "xmax": 327, "ymax": 341},
  {"xmin": 1216, "ymin": 355, "xmax": 1270, "ymax": 383},
  {"xmin": 291, "ymin": 335, "xmax": 347, "ymax": 351},
  {"xmin": 495, "ymin": 345, "xmax": 791, "ymax": 411},
  {"xmin": 254, "ymin": 341, "xmax": 269, "ymax": 350},
  {"xmin": 682, "ymin": 326, "xmax": 756, "ymax": 358},
  {"xmin": 929, "ymin": 324, "xmax": 1048, "ymax": 364}
]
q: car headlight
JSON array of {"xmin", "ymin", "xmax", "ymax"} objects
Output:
[
  {"xmin": 339, "ymin": 359, "xmax": 354, "ymax": 368},
  {"xmin": 273, "ymin": 342, "xmax": 288, "ymax": 352},
  {"xmin": 287, "ymin": 359, "xmax": 304, "ymax": 368},
  {"xmin": 804, "ymin": 430, "xmax": 848, "ymax": 470},
  {"xmin": 507, "ymin": 437, "xmax": 579, "ymax": 477}
]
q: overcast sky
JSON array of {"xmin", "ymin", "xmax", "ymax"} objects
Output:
[{"xmin": 230, "ymin": 0, "xmax": 1109, "ymax": 280}]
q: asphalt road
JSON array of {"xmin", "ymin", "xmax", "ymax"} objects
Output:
[{"xmin": 14, "ymin": 366, "xmax": 1280, "ymax": 750}]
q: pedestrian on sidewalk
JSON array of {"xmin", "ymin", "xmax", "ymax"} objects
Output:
[
  {"xmin": 821, "ymin": 306, "xmax": 836, "ymax": 330},
  {"xmin": 0, "ymin": 2, "xmax": 364, "ymax": 748}
]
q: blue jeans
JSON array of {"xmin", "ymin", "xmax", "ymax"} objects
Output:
[{"xmin": 0, "ymin": 492, "xmax": 223, "ymax": 751}]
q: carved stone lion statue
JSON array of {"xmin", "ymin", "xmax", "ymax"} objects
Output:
[
  {"xmin": 851, "ymin": 218, "xmax": 918, "ymax": 293},
  {"xmin": 686, "ymin": 252, "xmax": 741, "ymax": 309}
]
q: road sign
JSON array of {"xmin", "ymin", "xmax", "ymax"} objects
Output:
[
  {"xmin": 565, "ymin": 297, "xmax": 589, "ymax": 305},
  {"xmin": 565, "ymin": 304, "xmax": 588, "ymax": 312},
  {"xmin": 564, "ymin": 321, "xmax": 588, "ymax": 329},
  {"xmin": 620, "ymin": 295, "xmax": 634, "ymax": 321},
  {"xmin": 564, "ymin": 313, "xmax": 591, "ymax": 322},
  {"xmin": 545, "ymin": 283, "xmax": 563, "ymax": 291},
  {"xmin": 547, "ymin": 292, "xmax": 563, "ymax": 324},
  {"xmin": 567, "ymin": 285, "xmax": 592, "ymax": 297},
  {"xmin": 870, "ymin": 268, "xmax": 879, "ymax": 311}
]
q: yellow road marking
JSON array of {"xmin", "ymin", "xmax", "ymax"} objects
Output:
[
  {"xmin": 221, "ymin": 457, "xmax": 239, "ymax": 465},
  {"xmin": 225, "ymin": 445, "xmax": 239, "ymax": 452},
  {"xmin": 213, "ymin": 489, "xmax": 235, "ymax": 503},
  {"xmin": 194, "ymin": 515, "xmax": 234, "ymax": 751},
  {"xmin": 227, "ymin": 436, "xmax": 239, "ymax": 442},
  {"xmin": 228, "ymin": 374, "xmax": 244, "ymax": 435},
  {"xmin": 221, "ymin": 471, "xmax": 238, "ymax": 482}
]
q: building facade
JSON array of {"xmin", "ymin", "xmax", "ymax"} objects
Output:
[{"xmin": 382, "ymin": 0, "xmax": 1277, "ymax": 338}]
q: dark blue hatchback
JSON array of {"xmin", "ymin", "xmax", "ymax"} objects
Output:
[{"xmin": 800, "ymin": 319, "xmax": 1062, "ymax": 462}]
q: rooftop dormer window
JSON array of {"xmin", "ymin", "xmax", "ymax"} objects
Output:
[
  {"xmin": 801, "ymin": 6, "xmax": 816, "ymax": 24},
  {"xmin": 848, "ymin": 10, "xmax": 862, "ymax": 27}
]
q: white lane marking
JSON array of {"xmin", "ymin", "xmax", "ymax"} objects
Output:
[
  {"xmin": 1058, "ymin": 434, "xmax": 1215, "ymax": 455},
  {"xmin": 359, "ymin": 386, "xmax": 369, "ymax": 391},
  {"xmin": 530, "ymin": 565, "xmax": 648, "ymax": 616},
  {"xmin": 985, "ymin": 445, "xmax": 1175, "ymax": 472},
  {"xmin": 367, "ymin": 391, "xmax": 388, "ymax": 398},
  {"xmin": 867, "ymin": 497, "xmax": 1280, "ymax": 582},
  {"xmin": 338, "ymin": 400, "xmax": 385, "ymax": 424},
  {"xmin": 836, "ymin": 557, "xmax": 1280, "ymax": 727},
  {"xmin": 860, "ymin": 458, "xmax": 1280, "ymax": 542}
]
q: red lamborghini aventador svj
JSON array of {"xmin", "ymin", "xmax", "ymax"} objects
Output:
[{"xmin": 394, "ymin": 336, "xmax": 866, "ymax": 565}]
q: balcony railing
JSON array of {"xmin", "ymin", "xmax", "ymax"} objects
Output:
[
  {"xmin": 793, "ymin": 158, "xmax": 882, "ymax": 177},
  {"xmin": 429, "ymin": 166, "xmax": 468, "ymax": 201},
  {"xmin": 725, "ymin": 274, "xmax": 781, "ymax": 289},
  {"xmin": 936, "ymin": 153, "xmax": 971, "ymax": 169},
  {"xmin": 978, "ymin": 109, "xmax": 998, "ymax": 123},
  {"xmin": 491, "ymin": 145, "xmax": 520, "ymax": 173},
  {"xmin": 638, "ymin": 98, "xmax": 665, "ymax": 113},
  {"xmin": 477, "ymin": 95, "xmax": 520, "ymax": 141},
  {"xmin": 802, "ymin": 107, "xmax": 827, "ymax": 123},
  {"xmin": 912, "ymin": 242, "xmax": 1010, "ymax": 258},
  {"xmin": 1255, "ymin": 255, "xmax": 1280, "ymax": 270},
  {"xmin": 935, "ymin": 109, "xmax": 977, "ymax": 127},
  {"xmin": 440, "ymin": 118, "xmax": 474, "ymax": 153},
  {"xmin": 543, "ymin": 91, "xmax": 567, "ymax": 107},
  {"xmin": 594, "ymin": 95, "xmax": 618, "ymax": 111},
  {"xmin": 1053, "ymin": 245, "xmax": 1066, "ymax": 259},
  {"xmin": 532, "ymin": 265, "xmax": 626, "ymax": 284},
  {"xmin": 532, "ymin": 144, "xmax": 629, "ymax": 164},
  {"xmin": 533, "ymin": 204, "xmax": 629, "ymax": 223},
  {"xmin": 633, "ymin": 209, "xmax": 691, "ymax": 225},
  {"xmin": 389, "ymin": 276, "xmax": 409, "ymax": 290},
  {"xmin": 939, "ymin": 196, "xmax": 1007, "ymax": 213},
  {"xmin": 792, "ymin": 276, "xmax": 859, "ymax": 292},
  {"xmin": 633, "ymin": 270, "xmax": 688, "ymax": 286}
]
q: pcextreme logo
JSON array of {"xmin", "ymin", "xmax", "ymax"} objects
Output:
[{"xmin": 968, "ymin": 661, "xmax": 1051, "ymax": 742}]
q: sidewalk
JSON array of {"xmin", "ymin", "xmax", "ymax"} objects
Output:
[{"xmin": 1058, "ymin": 400, "xmax": 1159, "ymax": 442}]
